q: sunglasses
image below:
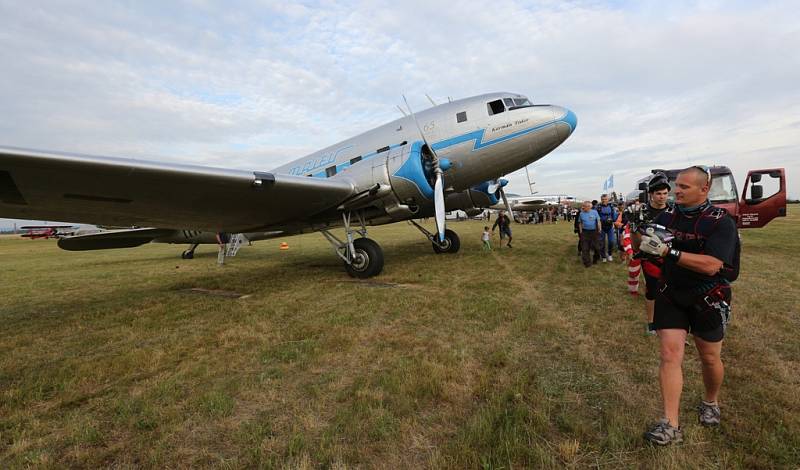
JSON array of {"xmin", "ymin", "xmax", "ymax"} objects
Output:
[{"xmin": 692, "ymin": 165, "xmax": 712, "ymax": 186}]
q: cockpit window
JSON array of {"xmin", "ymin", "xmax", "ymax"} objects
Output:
[
  {"xmin": 487, "ymin": 99, "xmax": 505, "ymax": 115},
  {"xmin": 503, "ymin": 98, "xmax": 514, "ymax": 107},
  {"xmin": 513, "ymin": 97, "xmax": 532, "ymax": 107}
]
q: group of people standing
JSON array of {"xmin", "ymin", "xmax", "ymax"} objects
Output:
[
  {"xmin": 575, "ymin": 167, "xmax": 740, "ymax": 447},
  {"xmin": 575, "ymin": 193, "xmax": 621, "ymax": 267}
]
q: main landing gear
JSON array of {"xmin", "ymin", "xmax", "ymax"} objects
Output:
[
  {"xmin": 181, "ymin": 243, "xmax": 199, "ymax": 259},
  {"xmin": 322, "ymin": 212, "xmax": 384, "ymax": 278},
  {"xmin": 408, "ymin": 220, "xmax": 461, "ymax": 254}
]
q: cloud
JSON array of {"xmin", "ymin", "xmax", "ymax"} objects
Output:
[{"xmin": 1, "ymin": 0, "xmax": 798, "ymax": 230}]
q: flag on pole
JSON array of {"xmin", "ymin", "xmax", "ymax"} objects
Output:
[{"xmin": 602, "ymin": 174, "xmax": 614, "ymax": 191}]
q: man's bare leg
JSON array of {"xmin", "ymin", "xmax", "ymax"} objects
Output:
[
  {"xmin": 658, "ymin": 328, "xmax": 688, "ymax": 426},
  {"xmin": 694, "ymin": 336, "xmax": 724, "ymax": 403}
]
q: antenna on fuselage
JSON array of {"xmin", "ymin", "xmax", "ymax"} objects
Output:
[
  {"xmin": 396, "ymin": 105, "xmax": 408, "ymax": 117},
  {"xmin": 425, "ymin": 94, "xmax": 437, "ymax": 107}
]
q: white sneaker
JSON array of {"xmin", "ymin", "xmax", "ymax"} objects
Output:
[
  {"xmin": 601, "ymin": 258, "xmax": 607, "ymax": 263},
  {"xmin": 607, "ymin": 255, "xmax": 613, "ymax": 262}
]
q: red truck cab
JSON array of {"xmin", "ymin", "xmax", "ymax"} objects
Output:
[{"xmin": 635, "ymin": 166, "xmax": 787, "ymax": 228}]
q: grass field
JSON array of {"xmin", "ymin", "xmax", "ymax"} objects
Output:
[{"xmin": 1, "ymin": 211, "xmax": 798, "ymax": 468}]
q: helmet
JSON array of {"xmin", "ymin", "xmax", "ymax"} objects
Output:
[
  {"xmin": 636, "ymin": 223, "xmax": 675, "ymax": 243},
  {"xmin": 648, "ymin": 172, "xmax": 671, "ymax": 193}
]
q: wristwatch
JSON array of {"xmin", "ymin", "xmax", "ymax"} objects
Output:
[{"xmin": 666, "ymin": 248, "xmax": 682, "ymax": 262}]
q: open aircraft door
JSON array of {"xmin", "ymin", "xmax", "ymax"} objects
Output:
[{"xmin": 739, "ymin": 168, "xmax": 786, "ymax": 228}]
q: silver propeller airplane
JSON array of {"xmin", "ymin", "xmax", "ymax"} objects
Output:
[{"xmin": 0, "ymin": 92, "xmax": 576, "ymax": 277}]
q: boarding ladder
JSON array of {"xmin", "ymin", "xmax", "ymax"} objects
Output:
[{"xmin": 226, "ymin": 233, "xmax": 246, "ymax": 257}]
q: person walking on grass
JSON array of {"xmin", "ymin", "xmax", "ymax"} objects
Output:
[
  {"xmin": 597, "ymin": 194, "xmax": 619, "ymax": 262},
  {"xmin": 492, "ymin": 210, "xmax": 513, "ymax": 248},
  {"xmin": 638, "ymin": 166, "xmax": 739, "ymax": 446},
  {"xmin": 577, "ymin": 200, "xmax": 601, "ymax": 267},
  {"xmin": 481, "ymin": 226, "xmax": 492, "ymax": 251}
]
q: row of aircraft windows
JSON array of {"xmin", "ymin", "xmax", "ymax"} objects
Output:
[
  {"xmin": 307, "ymin": 142, "xmax": 405, "ymax": 177},
  {"xmin": 308, "ymin": 155, "xmax": 364, "ymax": 177}
]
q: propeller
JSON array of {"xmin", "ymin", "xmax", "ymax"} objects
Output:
[
  {"xmin": 489, "ymin": 178, "xmax": 515, "ymax": 222},
  {"xmin": 403, "ymin": 95, "xmax": 447, "ymax": 243}
]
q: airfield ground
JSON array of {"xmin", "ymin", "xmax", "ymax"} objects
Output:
[{"xmin": 1, "ymin": 212, "xmax": 798, "ymax": 468}]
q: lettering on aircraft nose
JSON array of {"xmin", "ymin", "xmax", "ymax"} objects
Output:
[{"xmin": 491, "ymin": 118, "xmax": 528, "ymax": 133}]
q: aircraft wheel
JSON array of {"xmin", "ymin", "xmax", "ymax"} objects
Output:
[
  {"xmin": 345, "ymin": 238, "xmax": 384, "ymax": 278},
  {"xmin": 181, "ymin": 250, "xmax": 194, "ymax": 259},
  {"xmin": 432, "ymin": 229, "xmax": 460, "ymax": 254}
]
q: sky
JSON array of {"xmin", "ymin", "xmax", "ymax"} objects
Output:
[{"xmin": 1, "ymin": 0, "xmax": 798, "ymax": 228}]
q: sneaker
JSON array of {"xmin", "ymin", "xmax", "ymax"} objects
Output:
[
  {"xmin": 644, "ymin": 418, "xmax": 683, "ymax": 446},
  {"xmin": 607, "ymin": 255, "xmax": 613, "ymax": 262},
  {"xmin": 602, "ymin": 258, "xmax": 607, "ymax": 263},
  {"xmin": 698, "ymin": 401, "xmax": 721, "ymax": 427}
]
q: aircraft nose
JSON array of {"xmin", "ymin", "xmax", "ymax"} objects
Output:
[{"xmin": 553, "ymin": 106, "xmax": 577, "ymax": 140}]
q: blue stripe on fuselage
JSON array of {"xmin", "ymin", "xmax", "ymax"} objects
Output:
[
  {"xmin": 431, "ymin": 117, "xmax": 558, "ymax": 153},
  {"xmin": 311, "ymin": 113, "xmax": 568, "ymax": 180}
]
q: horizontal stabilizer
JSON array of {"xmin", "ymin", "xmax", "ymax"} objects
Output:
[{"xmin": 58, "ymin": 228, "xmax": 175, "ymax": 251}]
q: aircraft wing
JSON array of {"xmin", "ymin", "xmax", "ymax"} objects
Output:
[{"xmin": 0, "ymin": 146, "xmax": 357, "ymax": 232}]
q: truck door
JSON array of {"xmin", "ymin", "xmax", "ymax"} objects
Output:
[{"xmin": 738, "ymin": 168, "xmax": 786, "ymax": 228}]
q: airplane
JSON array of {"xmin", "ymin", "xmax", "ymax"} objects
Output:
[
  {"xmin": 19, "ymin": 224, "xmax": 76, "ymax": 239},
  {"xmin": 0, "ymin": 92, "xmax": 576, "ymax": 277}
]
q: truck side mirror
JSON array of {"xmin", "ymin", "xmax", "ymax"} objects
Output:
[
  {"xmin": 750, "ymin": 174, "xmax": 762, "ymax": 183},
  {"xmin": 749, "ymin": 184, "xmax": 763, "ymax": 201},
  {"xmin": 638, "ymin": 182, "xmax": 647, "ymax": 190}
]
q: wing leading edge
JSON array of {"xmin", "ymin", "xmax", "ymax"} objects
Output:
[{"xmin": 0, "ymin": 146, "xmax": 357, "ymax": 232}]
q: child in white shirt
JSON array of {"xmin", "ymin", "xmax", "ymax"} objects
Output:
[{"xmin": 482, "ymin": 226, "xmax": 492, "ymax": 251}]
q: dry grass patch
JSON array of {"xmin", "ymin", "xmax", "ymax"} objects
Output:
[{"xmin": 1, "ymin": 212, "xmax": 798, "ymax": 468}]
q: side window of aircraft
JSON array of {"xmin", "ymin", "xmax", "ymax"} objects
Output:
[
  {"xmin": 350, "ymin": 156, "xmax": 362, "ymax": 165},
  {"xmin": 456, "ymin": 111, "xmax": 467, "ymax": 123},
  {"xmin": 487, "ymin": 99, "xmax": 505, "ymax": 115},
  {"xmin": 326, "ymin": 166, "xmax": 337, "ymax": 177}
]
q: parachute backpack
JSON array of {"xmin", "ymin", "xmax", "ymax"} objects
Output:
[{"xmin": 662, "ymin": 205, "xmax": 741, "ymax": 283}]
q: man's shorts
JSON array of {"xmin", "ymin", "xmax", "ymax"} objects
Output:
[
  {"xmin": 654, "ymin": 284, "xmax": 732, "ymax": 342},
  {"xmin": 499, "ymin": 226, "xmax": 512, "ymax": 238}
]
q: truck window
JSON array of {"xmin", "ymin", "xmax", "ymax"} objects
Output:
[
  {"xmin": 708, "ymin": 174, "xmax": 737, "ymax": 203},
  {"xmin": 744, "ymin": 172, "xmax": 781, "ymax": 201}
]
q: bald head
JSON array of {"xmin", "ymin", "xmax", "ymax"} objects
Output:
[{"xmin": 680, "ymin": 166, "xmax": 711, "ymax": 188}]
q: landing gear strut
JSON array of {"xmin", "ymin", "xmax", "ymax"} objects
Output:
[
  {"xmin": 408, "ymin": 220, "xmax": 461, "ymax": 254},
  {"xmin": 181, "ymin": 243, "xmax": 199, "ymax": 259},
  {"xmin": 322, "ymin": 212, "xmax": 384, "ymax": 278}
]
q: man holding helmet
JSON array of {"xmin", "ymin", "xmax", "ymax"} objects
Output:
[{"xmin": 637, "ymin": 166, "xmax": 739, "ymax": 446}]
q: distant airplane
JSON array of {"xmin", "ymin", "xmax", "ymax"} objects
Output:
[
  {"xmin": 0, "ymin": 92, "xmax": 576, "ymax": 277},
  {"xmin": 19, "ymin": 225, "xmax": 76, "ymax": 239}
]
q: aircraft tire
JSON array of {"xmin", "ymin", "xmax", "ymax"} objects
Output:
[
  {"xmin": 345, "ymin": 238, "xmax": 384, "ymax": 278},
  {"xmin": 432, "ymin": 229, "xmax": 460, "ymax": 254},
  {"xmin": 181, "ymin": 250, "xmax": 194, "ymax": 259}
]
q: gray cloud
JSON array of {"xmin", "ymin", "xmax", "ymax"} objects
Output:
[{"xmin": 1, "ymin": 0, "xmax": 799, "ymax": 230}]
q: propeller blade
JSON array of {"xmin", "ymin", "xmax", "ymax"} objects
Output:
[
  {"xmin": 499, "ymin": 188, "xmax": 515, "ymax": 223},
  {"xmin": 404, "ymin": 95, "xmax": 447, "ymax": 244},
  {"xmin": 434, "ymin": 173, "xmax": 446, "ymax": 242}
]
